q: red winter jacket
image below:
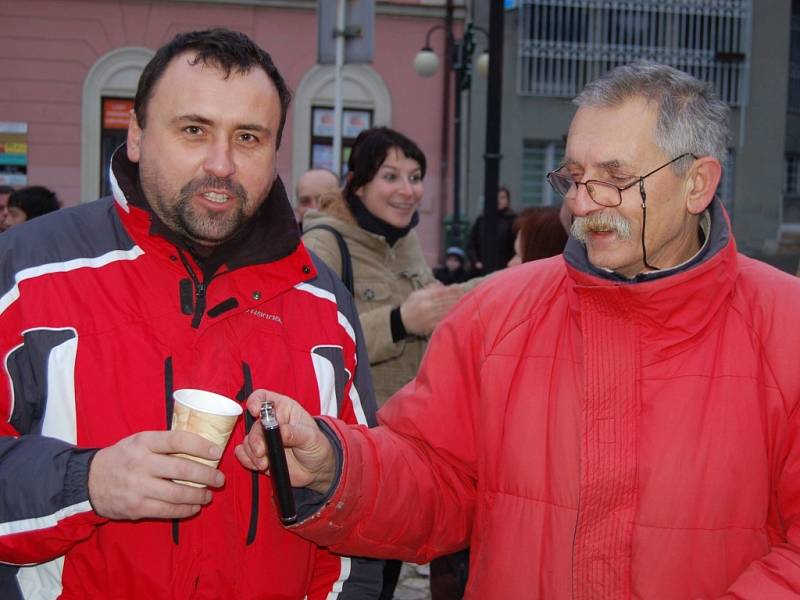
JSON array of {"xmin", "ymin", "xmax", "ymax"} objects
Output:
[
  {"xmin": 294, "ymin": 201, "xmax": 800, "ymax": 599},
  {"xmin": 0, "ymin": 152, "xmax": 381, "ymax": 599}
]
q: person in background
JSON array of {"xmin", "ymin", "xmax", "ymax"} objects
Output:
[
  {"xmin": 295, "ymin": 167, "xmax": 340, "ymax": 227},
  {"xmin": 302, "ymin": 126, "xmax": 465, "ymax": 599},
  {"xmin": 0, "ymin": 28, "xmax": 381, "ymax": 599},
  {"xmin": 0, "ymin": 185, "xmax": 14, "ymax": 232},
  {"xmin": 4, "ymin": 185, "xmax": 60, "ymax": 228},
  {"xmin": 506, "ymin": 205, "xmax": 569, "ymax": 267},
  {"xmin": 466, "ymin": 185, "xmax": 516, "ymax": 275},
  {"xmin": 434, "ymin": 246, "xmax": 470, "ymax": 284},
  {"xmin": 239, "ymin": 61, "xmax": 800, "ymax": 598}
]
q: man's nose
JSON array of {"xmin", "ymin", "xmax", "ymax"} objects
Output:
[
  {"xmin": 568, "ymin": 183, "xmax": 598, "ymax": 218},
  {"xmin": 204, "ymin": 139, "xmax": 236, "ymax": 178}
]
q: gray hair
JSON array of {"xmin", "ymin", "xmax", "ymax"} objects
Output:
[{"xmin": 574, "ymin": 61, "xmax": 730, "ymax": 175}]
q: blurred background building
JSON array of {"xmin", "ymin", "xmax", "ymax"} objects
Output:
[{"xmin": 465, "ymin": 0, "xmax": 800, "ymax": 268}]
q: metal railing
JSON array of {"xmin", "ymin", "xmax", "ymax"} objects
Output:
[{"xmin": 518, "ymin": 0, "xmax": 752, "ymax": 106}]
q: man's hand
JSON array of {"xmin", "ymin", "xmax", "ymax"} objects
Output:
[
  {"xmin": 88, "ymin": 431, "xmax": 224, "ymax": 520},
  {"xmin": 235, "ymin": 390, "xmax": 336, "ymax": 495},
  {"xmin": 400, "ymin": 283, "xmax": 465, "ymax": 337}
]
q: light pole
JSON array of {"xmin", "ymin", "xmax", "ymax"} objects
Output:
[{"xmin": 413, "ymin": 22, "xmax": 488, "ymax": 250}]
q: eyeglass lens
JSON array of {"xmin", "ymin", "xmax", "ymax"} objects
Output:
[{"xmin": 550, "ymin": 172, "xmax": 620, "ymax": 207}]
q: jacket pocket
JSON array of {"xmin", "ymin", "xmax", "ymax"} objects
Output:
[{"xmin": 354, "ymin": 281, "xmax": 392, "ymax": 305}]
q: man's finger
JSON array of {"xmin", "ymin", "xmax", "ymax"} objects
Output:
[
  {"xmin": 149, "ymin": 453, "xmax": 225, "ymax": 488},
  {"xmin": 143, "ymin": 430, "xmax": 224, "ymax": 461}
]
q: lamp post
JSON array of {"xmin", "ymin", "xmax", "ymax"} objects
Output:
[{"xmin": 413, "ymin": 22, "xmax": 488, "ymax": 250}]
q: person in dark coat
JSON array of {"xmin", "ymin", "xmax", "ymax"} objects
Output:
[
  {"xmin": 466, "ymin": 185, "xmax": 516, "ymax": 274},
  {"xmin": 434, "ymin": 246, "xmax": 470, "ymax": 284}
]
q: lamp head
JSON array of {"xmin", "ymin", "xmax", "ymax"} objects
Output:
[
  {"xmin": 476, "ymin": 51, "xmax": 490, "ymax": 78},
  {"xmin": 413, "ymin": 47, "xmax": 440, "ymax": 77}
]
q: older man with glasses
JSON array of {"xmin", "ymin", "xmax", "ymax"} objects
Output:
[{"xmin": 237, "ymin": 61, "xmax": 800, "ymax": 599}]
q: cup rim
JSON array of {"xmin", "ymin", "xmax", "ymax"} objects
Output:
[{"xmin": 173, "ymin": 389, "xmax": 243, "ymax": 417}]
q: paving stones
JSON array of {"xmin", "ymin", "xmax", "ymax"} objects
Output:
[{"xmin": 393, "ymin": 562, "xmax": 432, "ymax": 600}]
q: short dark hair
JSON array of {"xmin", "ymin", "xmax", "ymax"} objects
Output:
[
  {"xmin": 134, "ymin": 28, "xmax": 292, "ymax": 147},
  {"xmin": 498, "ymin": 185, "xmax": 511, "ymax": 200},
  {"xmin": 8, "ymin": 186, "xmax": 60, "ymax": 220},
  {"xmin": 344, "ymin": 127, "xmax": 427, "ymax": 203},
  {"xmin": 0, "ymin": 185, "xmax": 15, "ymax": 195}
]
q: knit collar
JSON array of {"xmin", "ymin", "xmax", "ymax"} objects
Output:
[{"xmin": 345, "ymin": 191, "xmax": 419, "ymax": 247}]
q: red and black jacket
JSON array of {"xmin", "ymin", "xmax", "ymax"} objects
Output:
[{"xmin": 0, "ymin": 150, "xmax": 381, "ymax": 599}]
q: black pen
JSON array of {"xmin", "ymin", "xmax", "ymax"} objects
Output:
[{"xmin": 260, "ymin": 401, "xmax": 297, "ymax": 525}]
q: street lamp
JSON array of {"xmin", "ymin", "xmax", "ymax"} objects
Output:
[{"xmin": 413, "ymin": 22, "xmax": 488, "ymax": 249}]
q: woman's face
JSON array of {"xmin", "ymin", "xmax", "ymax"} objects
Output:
[
  {"xmin": 4, "ymin": 206, "xmax": 27, "ymax": 228},
  {"xmin": 355, "ymin": 147, "xmax": 423, "ymax": 228}
]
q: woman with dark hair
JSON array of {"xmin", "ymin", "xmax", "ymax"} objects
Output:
[
  {"xmin": 302, "ymin": 127, "xmax": 465, "ymax": 599},
  {"xmin": 5, "ymin": 185, "xmax": 60, "ymax": 228},
  {"xmin": 506, "ymin": 205, "xmax": 569, "ymax": 266},
  {"xmin": 303, "ymin": 126, "xmax": 464, "ymax": 408}
]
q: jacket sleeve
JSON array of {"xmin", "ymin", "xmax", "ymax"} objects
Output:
[
  {"xmin": 718, "ymin": 403, "xmax": 800, "ymax": 598},
  {"xmin": 305, "ymin": 270, "xmax": 383, "ymax": 598},
  {"xmin": 290, "ymin": 292, "xmax": 484, "ymax": 563},
  {"xmin": 0, "ymin": 299, "xmax": 106, "ymax": 565}
]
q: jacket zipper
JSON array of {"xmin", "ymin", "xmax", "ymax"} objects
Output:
[{"xmin": 177, "ymin": 250, "xmax": 212, "ymax": 329}]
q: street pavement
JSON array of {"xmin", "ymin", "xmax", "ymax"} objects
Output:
[{"xmin": 393, "ymin": 562, "xmax": 432, "ymax": 600}]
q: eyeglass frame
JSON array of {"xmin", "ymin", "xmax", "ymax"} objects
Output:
[
  {"xmin": 546, "ymin": 152, "xmax": 697, "ymax": 208},
  {"xmin": 547, "ymin": 152, "xmax": 699, "ymax": 272}
]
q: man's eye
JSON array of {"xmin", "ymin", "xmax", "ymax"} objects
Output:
[
  {"xmin": 184, "ymin": 126, "xmax": 203, "ymax": 135},
  {"xmin": 239, "ymin": 133, "xmax": 258, "ymax": 143},
  {"xmin": 609, "ymin": 175, "xmax": 633, "ymax": 184}
]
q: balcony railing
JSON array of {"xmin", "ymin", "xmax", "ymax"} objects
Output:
[{"xmin": 518, "ymin": 0, "xmax": 752, "ymax": 106}]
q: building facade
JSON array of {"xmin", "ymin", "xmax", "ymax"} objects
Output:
[
  {"xmin": 466, "ymin": 0, "xmax": 795, "ymax": 259},
  {"xmin": 0, "ymin": 0, "xmax": 466, "ymax": 264}
]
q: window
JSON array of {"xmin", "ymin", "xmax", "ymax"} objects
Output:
[
  {"xmin": 309, "ymin": 107, "xmax": 372, "ymax": 177},
  {"xmin": 100, "ymin": 98, "xmax": 133, "ymax": 197},
  {"xmin": 790, "ymin": 4, "xmax": 800, "ymax": 113},
  {"xmin": 521, "ymin": 140, "xmax": 564, "ymax": 206},
  {"xmin": 517, "ymin": 0, "xmax": 752, "ymax": 106}
]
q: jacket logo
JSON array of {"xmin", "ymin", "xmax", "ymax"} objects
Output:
[{"xmin": 247, "ymin": 309, "xmax": 283, "ymax": 324}]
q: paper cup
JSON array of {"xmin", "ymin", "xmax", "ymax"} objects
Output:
[{"xmin": 171, "ymin": 389, "xmax": 242, "ymax": 486}]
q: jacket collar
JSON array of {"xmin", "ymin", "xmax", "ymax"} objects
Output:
[
  {"xmin": 110, "ymin": 145, "xmax": 302, "ymax": 277},
  {"xmin": 563, "ymin": 198, "xmax": 739, "ymax": 359},
  {"xmin": 564, "ymin": 197, "xmax": 727, "ymax": 284}
]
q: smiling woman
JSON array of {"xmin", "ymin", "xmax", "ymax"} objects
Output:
[{"xmin": 301, "ymin": 128, "xmax": 468, "ymax": 598}]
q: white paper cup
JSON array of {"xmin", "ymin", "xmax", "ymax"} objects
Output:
[{"xmin": 171, "ymin": 389, "xmax": 242, "ymax": 487}]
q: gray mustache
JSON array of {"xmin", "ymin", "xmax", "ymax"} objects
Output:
[{"xmin": 571, "ymin": 212, "xmax": 633, "ymax": 242}]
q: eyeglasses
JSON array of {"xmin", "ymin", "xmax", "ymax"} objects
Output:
[{"xmin": 546, "ymin": 153, "xmax": 697, "ymax": 208}]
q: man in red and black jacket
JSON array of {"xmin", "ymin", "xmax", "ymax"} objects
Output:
[{"xmin": 0, "ymin": 29, "xmax": 381, "ymax": 599}]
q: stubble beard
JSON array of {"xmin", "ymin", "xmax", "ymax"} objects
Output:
[{"xmin": 148, "ymin": 174, "xmax": 253, "ymax": 247}]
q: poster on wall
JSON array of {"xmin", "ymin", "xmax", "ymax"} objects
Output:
[{"xmin": 0, "ymin": 122, "xmax": 28, "ymax": 187}]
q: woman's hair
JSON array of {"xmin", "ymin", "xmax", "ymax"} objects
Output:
[
  {"xmin": 8, "ymin": 185, "xmax": 60, "ymax": 220},
  {"xmin": 574, "ymin": 60, "xmax": 730, "ymax": 175},
  {"xmin": 343, "ymin": 127, "xmax": 427, "ymax": 203},
  {"xmin": 513, "ymin": 206, "xmax": 568, "ymax": 262}
]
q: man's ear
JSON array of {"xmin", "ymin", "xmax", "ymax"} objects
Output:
[
  {"xmin": 127, "ymin": 111, "xmax": 142, "ymax": 163},
  {"xmin": 685, "ymin": 156, "xmax": 722, "ymax": 215}
]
